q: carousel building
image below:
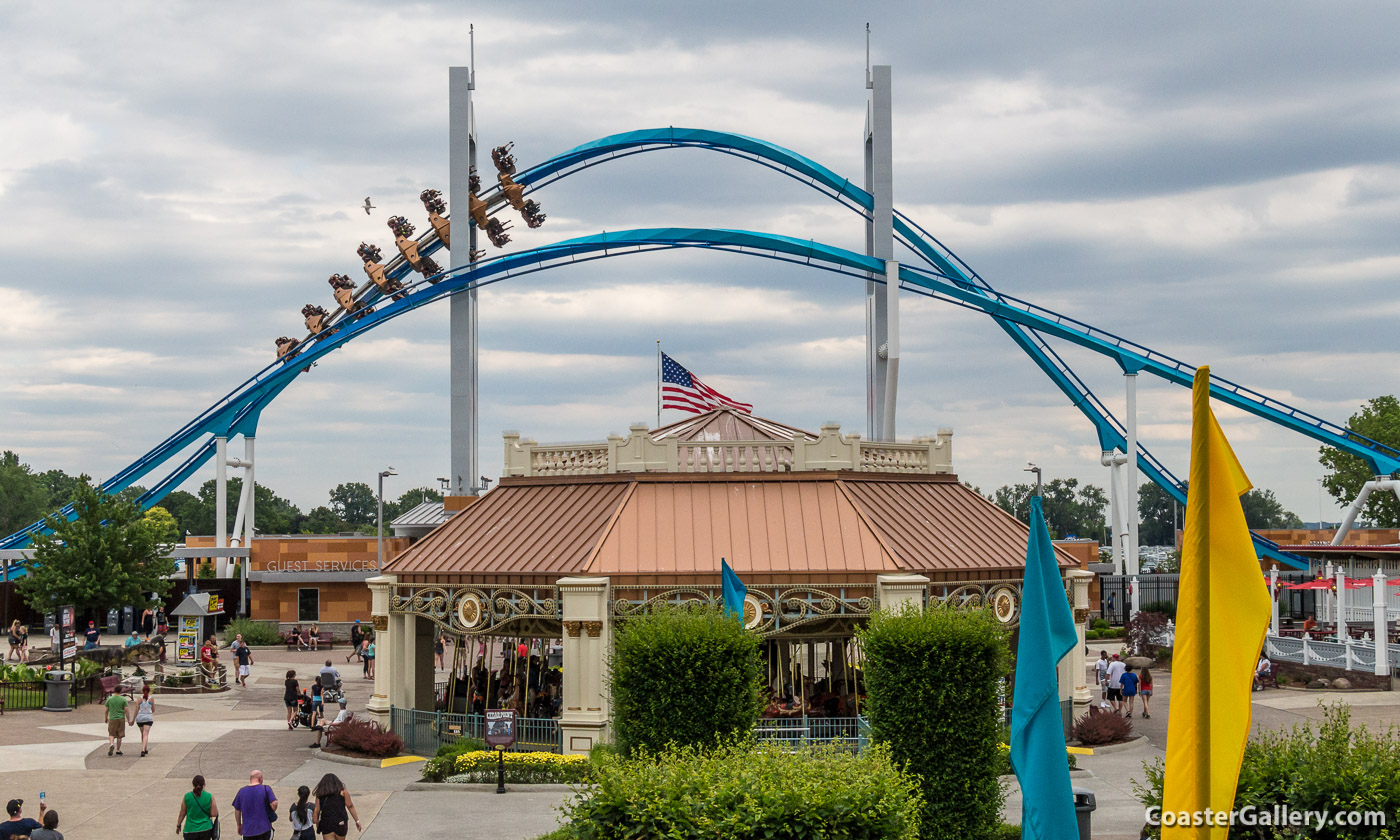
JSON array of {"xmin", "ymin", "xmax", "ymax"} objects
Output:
[{"xmin": 367, "ymin": 410, "xmax": 1095, "ymax": 753}]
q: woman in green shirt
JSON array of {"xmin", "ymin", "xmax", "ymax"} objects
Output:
[{"xmin": 175, "ymin": 774, "xmax": 219, "ymax": 839}]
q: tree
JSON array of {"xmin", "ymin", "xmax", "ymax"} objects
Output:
[
  {"xmin": 37, "ymin": 467, "xmax": 89, "ymax": 511},
  {"xmin": 1320, "ymin": 395, "xmax": 1400, "ymax": 528},
  {"xmin": 175, "ymin": 478, "xmax": 305, "ymax": 536},
  {"xmin": 989, "ymin": 478, "xmax": 1108, "ymax": 540},
  {"xmin": 0, "ymin": 451, "xmax": 49, "ymax": 536},
  {"xmin": 19, "ymin": 480, "xmax": 177, "ymax": 616},
  {"xmin": 329, "ymin": 482, "xmax": 378, "ymax": 528},
  {"xmin": 1138, "ymin": 482, "xmax": 1181, "ymax": 546},
  {"xmin": 1240, "ymin": 488, "xmax": 1304, "ymax": 530},
  {"xmin": 302, "ymin": 506, "xmax": 348, "ymax": 534},
  {"xmin": 159, "ymin": 490, "xmax": 204, "ymax": 538}
]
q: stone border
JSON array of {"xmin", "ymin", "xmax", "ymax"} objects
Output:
[
  {"xmin": 1000, "ymin": 769, "xmax": 1095, "ymax": 782},
  {"xmin": 405, "ymin": 781, "xmax": 577, "ymax": 792},
  {"xmin": 1070, "ymin": 734, "xmax": 1150, "ymax": 755},
  {"xmin": 313, "ymin": 749, "xmax": 397, "ymax": 767}
]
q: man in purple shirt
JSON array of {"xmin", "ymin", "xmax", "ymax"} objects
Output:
[{"xmin": 232, "ymin": 769, "xmax": 278, "ymax": 840}]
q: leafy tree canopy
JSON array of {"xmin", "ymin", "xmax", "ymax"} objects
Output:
[
  {"xmin": 1320, "ymin": 395, "xmax": 1400, "ymax": 528},
  {"xmin": 19, "ymin": 480, "xmax": 177, "ymax": 616},
  {"xmin": 990, "ymin": 477, "xmax": 1108, "ymax": 540},
  {"xmin": 329, "ymin": 482, "xmax": 378, "ymax": 528},
  {"xmin": 1138, "ymin": 481, "xmax": 1180, "ymax": 546}
]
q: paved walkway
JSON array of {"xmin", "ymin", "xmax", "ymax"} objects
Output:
[{"xmin": 0, "ymin": 644, "xmax": 568, "ymax": 840}]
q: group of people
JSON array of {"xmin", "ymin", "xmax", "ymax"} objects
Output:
[
  {"xmin": 0, "ymin": 798, "xmax": 63, "ymax": 839},
  {"xmin": 284, "ymin": 661, "xmax": 355, "ymax": 749},
  {"xmin": 1095, "ymin": 650, "xmax": 1153, "ymax": 718},
  {"xmin": 176, "ymin": 770, "xmax": 361, "ymax": 840},
  {"xmin": 6, "ymin": 621, "xmax": 30, "ymax": 663}
]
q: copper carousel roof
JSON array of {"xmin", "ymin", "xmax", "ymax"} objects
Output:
[{"xmin": 384, "ymin": 470, "xmax": 1076, "ymax": 586}]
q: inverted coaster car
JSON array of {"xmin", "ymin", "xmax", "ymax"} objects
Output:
[
  {"xmin": 388, "ymin": 216, "xmax": 442, "ymax": 278},
  {"xmin": 357, "ymin": 243, "xmax": 406, "ymax": 300},
  {"xmin": 420, "ymin": 189, "xmax": 450, "ymax": 248}
]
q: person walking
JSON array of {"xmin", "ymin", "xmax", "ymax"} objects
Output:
[
  {"xmin": 346, "ymin": 621, "xmax": 362, "ymax": 664},
  {"xmin": 7, "ymin": 620, "xmax": 21, "ymax": 662},
  {"xmin": 1105, "ymin": 653, "xmax": 1126, "ymax": 714},
  {"xmin": 312, "ymin": 773, "xmax": 361, "ymax": 839},
  {"xmin": 434, "ymin": 634, "xmax": 446, "ymax": 671},
  {"xmin": 156, "ymin": 605, "xmax": 168, "ymax": 637},
  {"xmin": 364, "ymin": 637, "xmax": 375, "ymax": 679},
  {"xmin": 105, "ymin": 685, "xmax": 132, "ymax": 756},
  {"xmin": 289, "ymin": 786, "xmax": 314, "ymax": 840},
  {"xmin": 18, "ymin": 625, "xmax": 29, "ymax": 663},
  {"xmin": 175, "ymin": 774, "xmax": 219, "ymax": 840},
  {"xmin": 1094, "ymin": 650, "xmax": 1109, "ymax": 700},
  {"xmin": 232, "ymin": 769, "xmax": 278, "ymax": 840},
  {"xmin": 1139, "ymin": 666, "xmax": 1154, "ymax": 719},
  {"xmin": 141, "ymin": 607, "xmax": 155, "ymax": 641},
  {"xmin": 29, "ymin": 808, "xmax": 62, "ymax": 840},
  {"xmin": 285, "ymin": 670, "xmax": 301, "ymax": 730},
  {"xmin": 49, "ymin": 622, "xmax": 60, "ymax": 654},
  {"xmin": 234, "ymin": 636, "xmax": 254, "ymax": 688},
  {"xmin": 134, "ymin": 683, "xmax": 156, "ymax": 756},
  {"xmin": 1120, "ymin": 664, "xmax": 1140, "ymax": 718}
]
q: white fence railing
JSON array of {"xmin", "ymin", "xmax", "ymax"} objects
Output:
[{"xmin": 1265, "ymin": 633, "xmax": 1382, "ymax": 673}]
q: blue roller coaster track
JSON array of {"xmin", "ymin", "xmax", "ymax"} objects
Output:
[{"xmin": 8, "ymin": 128, "xmax": 1394, "ymax": 577}]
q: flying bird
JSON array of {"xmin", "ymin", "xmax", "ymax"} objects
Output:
[{"xmin": 363, "ymin": 197, "xmax": 375, "ymax": 215}]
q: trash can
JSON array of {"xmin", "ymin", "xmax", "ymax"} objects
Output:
[
  {"xmin": 42, "ymin": 670, "xmax": 74, "ymax": 713},
  {"xmin": 1072, "ymin": 786, "xmax": 1096, "ymax": 840}
]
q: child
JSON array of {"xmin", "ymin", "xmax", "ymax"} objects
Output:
[
  {"xmin": 1139, "ymin": 667, "xmax": 1153, "ymax": 719},
  {"xmin": 1120, "ymin": 665, "xmax": 1140, "ymax": 718}
]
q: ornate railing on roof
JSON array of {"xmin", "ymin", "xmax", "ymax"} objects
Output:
[
  {"xmin": 390, "ymin": 584, "xmax": 562, "ymax": 635},
  {"xmin": 504, "ymin": 421, "xmax": 953, "ymax": 478},
  {"xmin": 610, "ymin": 584, "xmax": 877, "ymax": 637}
]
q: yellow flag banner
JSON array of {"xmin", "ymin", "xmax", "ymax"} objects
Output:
[{"xmin": 1161, "ymin": 366, "xmax": 1272, "ymax": 839}]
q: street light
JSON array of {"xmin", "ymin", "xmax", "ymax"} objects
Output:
[
  {"xmin": 1024, "ymin": 462, "xmax": 1043, "ymax": 498},
  {"xmin": 377, "ymin": 468, "xmax": 397, "ymax": 570}
]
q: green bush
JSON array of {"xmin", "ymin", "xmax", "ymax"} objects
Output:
[
  {"xmin": 422, "ymin": 737, "xmax": 489, "ymax": 781},
  {"xmin": 1091, "ymin": 618, "xmax": 1110, "ymax": 631},
  {"xmin": 991, "ymin": 824, "xmax": 1022, "ymax": 840},
  {"xmin": 607, "ymin": 605, "xmax": 762, "ymax": 757},
  {"xmin": 562, "ymin": 740, "xmax": 922, "ymax": 840},
  {"xmin": 1140, "ymin": 600, "xmax": 1176, "ymax": 619},
  {"xmin": 1085, "ymin": 629, "xmax": 1100, "ymax": 640},
  {"xmin": 859, "ymin": 604, "xmax": 1009, "ymax": 840},
  {"xmin": 1135, "ymin": 705, "xmax": 1400, "ymax": 839},
  {"xmin": 221, "ymin": 618, "xmax": 283, "ymax": 646}
]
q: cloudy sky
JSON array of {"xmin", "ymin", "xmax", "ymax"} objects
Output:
[{"xmin": 2, "ymin": 1, "xmax": 1397, "ymax": 528}]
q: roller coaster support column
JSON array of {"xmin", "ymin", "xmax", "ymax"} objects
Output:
[
  {"xmin": 865, "ymin": 63, "xmax": 896, "ymax": 441},
  {"xmin": 1372, "ymin": 570, "xmax": 1388, "ymax": 677},
  {"xmin": 1333, "ymin": 478, "xmax": 1400, "ymax": 546},
  {"xmin": 1103, "ymin": 449, "xmax": 1129, "ymax": 573},
  {"xmin": 215, "ymin": 437, "xmax": 228, "ymax": 571},
  {"xmin": 449, "ymin": 59, "xmax": 479, "ymax": 496},
  {"xmin": 1124, "ymin": 372, "xmax": 1141, "ymax": 619}
]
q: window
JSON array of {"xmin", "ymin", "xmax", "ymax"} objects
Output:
[{"xmin": 297, "ymin": 588, "xmax": 320, "ymax": 622}]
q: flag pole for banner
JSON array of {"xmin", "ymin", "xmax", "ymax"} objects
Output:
[{"xmin": 656, "ymin": 340, "xmax": 661, "ymax": 428}]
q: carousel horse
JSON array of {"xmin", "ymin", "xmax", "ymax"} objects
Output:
[
  {"xmin": 357, "ymin": 243, "xmax": 406, "ymax": 300},
  {"xmin": 387, "ymin": 216, "xmax": 442, "ymax": 278},
  {"xmin": 420, "ymin": 189, "xmax": 450, "ymax": 247}
]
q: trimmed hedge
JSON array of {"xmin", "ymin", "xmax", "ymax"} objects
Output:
[
  {"xmin": 221, "ymin": 618, "xmax": 283, "ymax": 646},
  {"xmin": 562, "ymin": 741, "xmax": 923, "ymax": 840},
  {"xmin": 421, "ymin": 737, "xmax": 488, "ymax": 781},
  {"xmin": 607, "ymin": 605, "xmax": 762, "ymax": 756},
  {"xmin": 859, "ymin": 604, "xmax": 1010, "ymax": 840}
]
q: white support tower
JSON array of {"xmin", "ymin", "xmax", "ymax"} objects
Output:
[
  {"xmin": 864, "ymin": 59, "xmax": 897, "ymax": 442},
  {"xmin": 1124, "ymin": 372, "xmax": 1141, "ymax": 618},
  {"xmin": 449, "ymin": 48, "xmax": 479, "ymax": 496}
]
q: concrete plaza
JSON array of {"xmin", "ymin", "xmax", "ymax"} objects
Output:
[{"xmin": 3, "ymin": 639, "xmax": 1397, "ymax": 840}]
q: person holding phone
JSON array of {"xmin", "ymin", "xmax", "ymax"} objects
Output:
[{"xmin": 0, "ymin": 799, "xmax": 47, "ymax": 838}]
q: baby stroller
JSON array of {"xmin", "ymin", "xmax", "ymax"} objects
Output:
[{"xmin": 290, "ymin": 692, "xmax": 316, "ymax": 729}]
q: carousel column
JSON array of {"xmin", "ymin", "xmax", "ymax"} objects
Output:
[
  {"xmin": 558, "ymin": 577, "xmax": 610, "ymax": 755},
  {"xmin": 365, "ymin": 575, "xmax": 395, "ymax": 729},
  {"xmin": 1065, "ymin": 570, "xmax": 1094, "ymax": 715},
  {"xmin": 876, "ymin": 574, "xmax": 929, "ymax": 613},
  {"xmin": 389, "ymin": 611, "xmax": 416, "ymax": 712}
]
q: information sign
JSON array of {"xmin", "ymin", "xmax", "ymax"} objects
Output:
[{"xmin": 484, "ymin": 709, "xmax": 517, "ymax": 749}]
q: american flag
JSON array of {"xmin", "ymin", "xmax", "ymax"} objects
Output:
[{"xmin": 661, "ymin": 352, "xmax": 752, "ymax": 414}]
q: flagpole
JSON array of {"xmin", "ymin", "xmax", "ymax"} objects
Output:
[{"xmin": 656, "ymin": 340, "xmax": 661, "ymax": 428}]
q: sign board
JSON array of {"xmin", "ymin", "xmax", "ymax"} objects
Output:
[
  {"xmin": 484, "ymin": 709, "xmax": 517, "ymax": 749},
  {"xmin": 59, "ymin": 605, "xmax": 76, "ymax": 662},
  {"xmin": 176, "ymin": 615, "xmax": 201, "ymax": 664}
]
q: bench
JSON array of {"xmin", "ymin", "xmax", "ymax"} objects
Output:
[
  {"xmin": 285, "ymin": 631, "xmax": 335, "ymax": 651},
  {"xmin": 98, "ymin": 675, "xmax": 124, "ymax": 700}
]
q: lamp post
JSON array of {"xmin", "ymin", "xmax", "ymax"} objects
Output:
[
  {"xmin": 377, "ymin": 468, "xmax": 397, "ymax": 571},
  {"xmin": 1024, "ymin": 463, "xmax": 1043, "ymax": 498}
]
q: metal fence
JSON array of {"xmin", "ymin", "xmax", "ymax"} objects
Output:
[
  {"xmin": 1264, "ymin": 634, "xmax": 1381, "ymax": 673},
  {"xmin": 1099, "ymin": 572, "xmax": 1319, "ymax": 625},
  {"xmin": 391, "ymin": 707, "xmax": 562, "ymax": 756},
  {"xmin": 752, "ymin": 716, "xmax": 869, "ymax": 753},
  {"xmin": 0, "ymin": 676, "xmax": 101, "ymax": 712}
]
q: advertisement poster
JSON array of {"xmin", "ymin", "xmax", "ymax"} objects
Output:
[
  {"xmin": 176, "ymin": 615, "xmax": 201, "ymax": 664},
  {"xmin": 60, "ymin": 604, "xmax": 76, "ymax": 662}
]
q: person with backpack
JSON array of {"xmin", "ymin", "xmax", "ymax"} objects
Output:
[
  {"xmin": 346, "ymin": 622, "xmax": 362, "ymax": 664},
  {"xmin": 288, "ymin": 785, "xmax": 314, "ymax": 840},
  {"xmin": 175, "ymin": 775, "xmax": 219, "ymax": 840},
  {"xmin": 232, "ymin": 769, "xmax": 278, "ymax": 840}
]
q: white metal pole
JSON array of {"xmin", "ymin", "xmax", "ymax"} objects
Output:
[
  {"xmin": 215, "ymin": 436, "xmax": 227, "ymax": 551},
  {"xmin": 1373, "ymin": 570, "xmax": 1388, "ymax": 677},
  {"xmin": 377, "ymin": 472, "xmax": 385, "ymax": 572},
  {"xmin": 1336, "ymin": 568, "xmax": 1348, "ymax": 644},
  {"xmin": 243, "ymin": 437, "xmax": 255, "ymax": 548},
  {"xmin": 449, "ymin": 64, "xmax": 479, "ymax": 496},
  {"xmin": 1104, "ymin": 451, "xmax": 1127, "ymax": 574},
  {"xmin": 864, "ymin": 64, "xmax": 894, "ymax": 441},
  {"xmin": 881, "ymin": 259, "xmax": 900, "ymax": 441},
  {"xmin": 1124, "ymin": 373, "xmax": 1140, "ymax": 619},
  {"xmin": 1270, "ymin": 567, "xmax": 1279, "ymax": 636}
]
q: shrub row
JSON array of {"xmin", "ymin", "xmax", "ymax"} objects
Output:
[
  {"xmin": 327, "ymin": 718, "xmax": 402, "ymax": 757},
  {"xmin": 561, "ymin": 741, "xmax": 922, "ymax": 840},
  {"xmin": 220, "ymin": 617, "xmax": 283, "ymax": 646}
]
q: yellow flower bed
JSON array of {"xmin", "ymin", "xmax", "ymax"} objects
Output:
[
  {"xmin": 448, "ymin": 750, "xmax": 592, "ymax": 784},
  {"xmin": 454, "ymin": 750, "xmax": 589, "ymax": 771}
]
